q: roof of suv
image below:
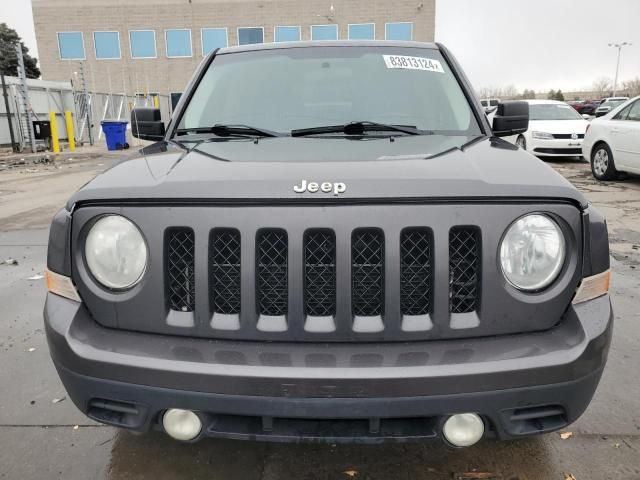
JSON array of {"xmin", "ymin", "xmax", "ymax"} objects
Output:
[
  {"xmin": 522, "ymin": 99, "xmax": 569, "ymax": 105},
  {"xmin": 216, "ymin": 40, "xmax": 439, "ymax": 55}
]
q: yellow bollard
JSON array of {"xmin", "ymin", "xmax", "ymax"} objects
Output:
[
  {"xmin": 64, "ymin": 111, "xmax": 75, "ymax": 152},
  {"xmin": 49, "ymin": 111, "xmax": 60, "ymax": 153},
  {"xmin": 153, "ymin": 95, "xmax": 159, "ymax": 109}
]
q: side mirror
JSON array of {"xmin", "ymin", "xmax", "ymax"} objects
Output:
[
  {"xmin": 131, "ymin": 107, "xmax": 165, "ymax": 141},
  {"xmin": 582, "ymin": 114, "xmax": 591, "ymax": 120},
  {"xmin": 492, "ymin": 101, "xmax": 529, "ymax": 137}
]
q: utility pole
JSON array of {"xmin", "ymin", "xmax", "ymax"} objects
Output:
[
  {"xmin": 1, "ymin": 75, "xmax": 18, "ymax": 152},
  {"xmin": 608, "ymin": 42, "xmax": 632, "ymax": 97}
]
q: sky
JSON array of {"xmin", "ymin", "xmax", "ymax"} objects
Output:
[
  {"xmin": 2, "ymin": 0, "xmax": 639, "ymax": 93},
  {"xmin": 435, "ymin": 0, "xmax": 640, "ymax": 92}
]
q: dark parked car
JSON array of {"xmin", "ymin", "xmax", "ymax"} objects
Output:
[
  {"xmin": 567, "ymin": 100, "xmax": 585, "ymax": 113},
  {"xmin": 580, "ymin": 100, "xmax": 602, "ymax": 116},
  {"xmin": 45, "ymin": 41, "xmax": 612, "ymax": 447}
]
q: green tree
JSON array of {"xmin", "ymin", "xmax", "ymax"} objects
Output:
[
  {"xmin": 521, "ymin": 89, "xmax": 536, "ymax": 99},
  {"xmin": 554, "ymin": 90, "xmax": 565, "ymax": 101},
  {"xmin": 0, "ymin": 23, "xmax": 40, "ymax": 79},
  {"xmin": 547, "ymin": 89, "xmax": 556, "ymax": 100}
]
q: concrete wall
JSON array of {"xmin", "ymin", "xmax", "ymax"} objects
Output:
[{"xmin": 32, "ymin": 0, "xmax": 436, "ymax": 95}]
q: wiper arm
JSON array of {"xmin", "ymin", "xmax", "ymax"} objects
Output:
[
  {"xmin": 176, "ymin": 124, "xmax": 283, "ymax": 138},
  {"xmin": 291, "ymin": 121, "xmax": 428, "ymax": 137}
]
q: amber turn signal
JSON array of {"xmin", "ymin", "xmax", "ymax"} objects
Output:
[
  {"xmin": 45, "ymin": 269, "xmax": 81, "ymax": 302},
  {"xmin": 573, "ymin": 270, "xmax": 610, "ymax": 304}
]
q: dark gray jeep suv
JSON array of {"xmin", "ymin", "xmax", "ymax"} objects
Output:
[{"xmin": 44, "ymin": 41, "xmax": 612, "ymax": 446}]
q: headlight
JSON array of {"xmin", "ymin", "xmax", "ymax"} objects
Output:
[
  {"xmin": 500, "ymin": 214, "xmax": 565, "ymax": 291},
  {"xmin": 85, "ymin": 215, "xmax": 148, "ymax": 289},
  {"xmin": 531, "ymin": 131, "xmax": 554, "ymax": 140}
]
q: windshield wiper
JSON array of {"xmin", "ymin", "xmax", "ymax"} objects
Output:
[
  {"xmin": 291, "ymin": 121, "xmax": 429, "ymax": 137},
  {"xmin": 176, "ymin": 124, "xmax": 283, "ymax": 138}
]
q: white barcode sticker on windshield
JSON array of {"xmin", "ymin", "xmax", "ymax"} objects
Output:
[{"xmin": 383, "ymin": 55, "xmax": 445, "ymax": 73}]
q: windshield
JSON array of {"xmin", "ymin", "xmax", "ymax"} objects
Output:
[
  {"xmin": 529, "ymin": 103, "xmax": 583, "ymax": 121},
  {"xmin": 178, "ymin": 46, "xmax": 481, "ymax": 136},
  {"xmin": 600, "ymin": 100, "xmax": 625, "ymax": 109}
]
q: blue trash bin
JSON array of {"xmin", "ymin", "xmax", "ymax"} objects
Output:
[{"xmin": 101, "ymin": 121, "xmax": 129, "ymax": 151}]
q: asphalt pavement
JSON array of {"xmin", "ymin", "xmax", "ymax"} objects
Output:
[{"xmin": 1, "ymin": 151, "xmax": 639, "ymax": 479}]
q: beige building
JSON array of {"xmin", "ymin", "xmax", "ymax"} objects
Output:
[{"xmin": 32, "ymin": 0, "xmax": 436, "ymax": 101}]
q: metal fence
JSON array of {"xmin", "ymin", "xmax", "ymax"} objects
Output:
[
  {"xmin": 1, "ymin": 75, "xmax": 171, "ymax": 151},
  {"xmin": 74, "ymin": 91, "xmax": 171, "ymax": 145}
]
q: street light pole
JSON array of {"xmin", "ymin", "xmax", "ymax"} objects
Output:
[{"xmin": 608, "ymin": 42, "xmax": 632, "ymax": 97}]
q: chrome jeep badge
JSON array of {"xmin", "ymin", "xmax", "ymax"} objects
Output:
[{"xmin": 293, "ymin": 180, "xmax": 346, "ymax": 196}]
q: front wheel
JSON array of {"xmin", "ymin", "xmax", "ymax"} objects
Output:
[
  {"xmin": 591, "ymin": 144, "xmax": 618, "ymax": 181},
  {"xmin": 516, "ymin": 135, "xmax": 526, "ymax": 150}
]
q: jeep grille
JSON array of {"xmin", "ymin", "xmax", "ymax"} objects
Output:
[
  {"xmin": 75, "ymin": 203, "xmax": 582, "ymax": 342},
  {"xmin": 166, "ymin": 226, "xmax": 481, "ymax": 333}
]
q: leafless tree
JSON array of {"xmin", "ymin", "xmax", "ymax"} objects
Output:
[
  {"xmin": 592, "ymin": 77, "xmax": 613, "ymax": 98},
  {"xmin": 478, "ymin": 85, "xmax": 521, "ymax": 100},
  {"xmin": 621, "ymin": 77, "xmax": 640, "ymax": 97},
  {"xmin": 501, "ymin": 85, "xmax": 519, "ymax": 100},
  {"xmin": 478, "ymin": 86, "xmax": 501, "ymax": 99}
]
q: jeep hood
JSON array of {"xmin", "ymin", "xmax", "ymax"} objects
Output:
[{"xmin": 67, "ymin": 136, "xmax": 587, "ymax": 209}]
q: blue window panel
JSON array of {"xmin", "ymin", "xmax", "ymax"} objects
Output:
[
  {"xmin": 274, "ymin": 26, "xmax": 300, "ymax": 42},
  {"xmin": 166, "ymin": 29, "xmax": 192, "ymax": 57},
  {"xmin": 201, "ymin": 28, "xmax": 228, "ymax": 55},
  {"xmin": 93, "ymin": 32, "xmax": 120, "ymax": 59},
  {"xmin": 385, "ymin": 22, "xmax": 413, "ymax": 41},
  {"xmin": 238, "ymin": 27, "xmax": 264, "ymax": 45},
  {"xmin": 348, "ymin": 23, "xmax": 375, "ymax": 40},
  {"xmin": 311, "ymin": 24, "xmax": 338, "ymax": 40},
  {"xmin": 129, "ymin": 30, "xmax": 156, "ymax": 58},
  {"xmin": 58, "ymin": 32, "xmax": 85, "ymax": 60}
]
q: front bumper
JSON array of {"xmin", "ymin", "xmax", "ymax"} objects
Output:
[
  {"xmin": 45, "ymin": 293, "xmax": 612, "ymax": 443},
  {"xmin": 530, "ymin": 138, "xmax": 585, "ymax": 157}
]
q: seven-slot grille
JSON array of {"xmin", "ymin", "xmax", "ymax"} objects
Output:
[{"xmin": 166, "ymin": 227, "xmax": 482, "ymax": 328}]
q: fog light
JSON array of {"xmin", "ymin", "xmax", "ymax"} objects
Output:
[
  {"xmin": 162, "ymin": 409, "xmax": 202, "ymax": 441},
  {"xmin": 442, "ymin": 413, "xmax": 484, "ymax": 447}
]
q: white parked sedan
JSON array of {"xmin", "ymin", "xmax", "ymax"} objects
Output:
[
  {"xmin": 582, "ymin": 96, "xmax": 640, "ymax": 180},
  {"xmin": 506, "ymin": 100, "xmax": 590, "ymax": 158}
]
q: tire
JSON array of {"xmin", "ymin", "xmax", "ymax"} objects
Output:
[
  {"xmin": 516, "ymin": 135, "xmax": 526, "ymax": 150},
  {"xmin": 590, "ymin": 143, "xmax": 618, "ymax": 181}
]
